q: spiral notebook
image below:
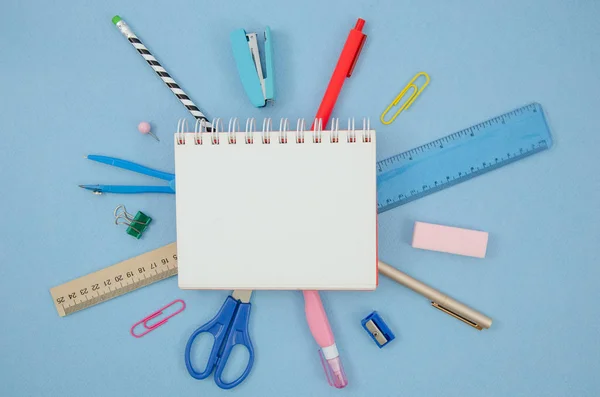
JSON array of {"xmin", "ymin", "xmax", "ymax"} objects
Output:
[{"xmin": 174, "ymin": 118, "xmax": 377, "ymax": 290}]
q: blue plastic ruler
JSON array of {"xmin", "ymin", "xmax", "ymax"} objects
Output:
[{"xmin": 376, "ymin": 103, "xmax": 552, "ymax": 213}]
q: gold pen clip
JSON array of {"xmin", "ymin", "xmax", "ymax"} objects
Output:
[{"xmin": 431, "ymin": 302, "xmax": 483, "ymax": 330}]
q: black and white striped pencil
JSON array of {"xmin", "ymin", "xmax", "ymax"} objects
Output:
[{"xmin": 112, "ymin": 15, "xmax": 210, "ymax": 125}]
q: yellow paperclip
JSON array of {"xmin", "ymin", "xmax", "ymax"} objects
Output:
[{"xmin": 380, "ymin": 72, "xmax": 430, "ymax": 125}]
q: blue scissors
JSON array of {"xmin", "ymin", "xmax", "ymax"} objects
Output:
[
  {"xmin": 79, "ymin": 155, "xmax": 175, "ymax": 194},
  {"xmin": 185, "ymin": 290, "xmax": 254, "ymax": 390}
]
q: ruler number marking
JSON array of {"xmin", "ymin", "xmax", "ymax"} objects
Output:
[
  {"xmin": 52, "ymin": 243, "xmax": 178, "ymax": 316},
  {"xmin": 376, "ymin": 104, "xmax": 550, "ymax": 212},
  {"xmin": 68, "ymin": 254, "xmax": 175, "ymax": 307}
]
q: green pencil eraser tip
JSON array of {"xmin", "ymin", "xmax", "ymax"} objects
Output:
[{"xmin": 112, "ymin": 15, "xmax": 122, "ymax": 24}]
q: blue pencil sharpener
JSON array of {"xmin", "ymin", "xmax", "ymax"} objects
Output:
[{"xmin": 361, "ymin": 311, "xmax": 395, "ymax": 348}]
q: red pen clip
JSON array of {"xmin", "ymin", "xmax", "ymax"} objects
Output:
[
  {"xmin": 347, "ymin": 18, "xmax": 366, "ymax": 77},
  {"xmin": 130, "ymin": 299, "xmax": 186, "ymax": 338}
]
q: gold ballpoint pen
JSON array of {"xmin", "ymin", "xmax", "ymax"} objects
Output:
[{"xmin": 378, "ymin": 261, "xmax": 493, "ymax": 330}]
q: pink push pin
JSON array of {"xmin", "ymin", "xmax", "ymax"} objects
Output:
[{"xmin": 138, "ymin": 121, "xmax": 159, "ymax": 142}]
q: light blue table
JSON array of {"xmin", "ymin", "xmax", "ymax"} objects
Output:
[{"xmin": 1, "ymin": 1, "xmax": 599, "ymax": 396}]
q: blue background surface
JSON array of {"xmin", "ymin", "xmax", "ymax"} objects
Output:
[{"xmin": 1, "ymin": 1, "xmax": 599, "ymax": 396}]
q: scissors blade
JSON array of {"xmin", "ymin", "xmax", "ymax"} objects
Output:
[{"xmin": 232, "ymin": 290, "xmax": 252, "ymax": 303}]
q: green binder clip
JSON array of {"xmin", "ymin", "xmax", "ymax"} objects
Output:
[{"xmin": 114, "ymin": 205, "xmax": 152, "ymax": 239}]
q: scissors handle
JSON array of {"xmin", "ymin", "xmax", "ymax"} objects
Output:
[
  {"xmin": 185, "ymin": 297, "xmax": 238, "ymax": 380},
  {"xmin": 184, "ymin": 296, "xmax": 254, "ymax": 390},
  {"xmin": 214, "ymin": 302, "xmax": 254, "ymax": 390}
]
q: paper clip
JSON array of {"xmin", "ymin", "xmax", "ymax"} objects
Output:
[
  {"xmin": 130, "ymin": 299, "xmax": 186, "ymax": 338},
  {"xmin": 380, "ymin": 72, "xmax": 430, "ymax": 125}
]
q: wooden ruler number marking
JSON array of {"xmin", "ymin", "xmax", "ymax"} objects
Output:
[{"xmin": 50, "ymin": 243, "xmax": 178, "ymax": 317}]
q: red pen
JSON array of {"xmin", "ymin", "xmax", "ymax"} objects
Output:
[{"xmin": 312, "ymin": 18, "xmax": 367, "ymax": 129}]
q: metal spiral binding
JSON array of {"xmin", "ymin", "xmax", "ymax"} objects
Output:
[
  {"xmin": 348, "ymin": 118, "xmax": 356, "ymax": 143},
  {"xmin": 176, "ymin": 118, "xmax": 188, "ymax": 145},
  {"xmin": 313, "ymin": 118, "xmax": 323, "ymax": 143},
  {"xmin": 228, "ymin": 118, "xmax": 239, "ymax": 144},
  {"xmin": 279, "ymin": 118, "xmax": 289, "ymax": 144},
  {"xmin": 296, "ymin": 119, "xmax": 306, "ymax": 144},
  {"xmin": 211, "ymin": 118, "xmax": 223, "ymax": 145},
  {"xmin": 194, "ymin": 118, "xmax": 209, "ymax": 145},
  {"xmin": 245, "ymin": 118, "xmax": 256, "ymax": 144},
  {"xmin": 262, "ymin": 118, "xmax": 272, "ymax": 144},
  {"xmin": 177, "ymin": 118, "xmax": 372, "ymax": 145},
  {"xmin": 331, "ymin": 118, "xmax": 339, "ymax": 143},
  {"xmin": 361, "ymin": 118, "xmax": 372, "ymax": 143}
]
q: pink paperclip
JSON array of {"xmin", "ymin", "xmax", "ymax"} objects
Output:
[{"xmin": 130, "ymin": 299, "xmax": 186, "ymax": 338}]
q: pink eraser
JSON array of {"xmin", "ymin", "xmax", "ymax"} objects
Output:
[{"xmin": 412, "ymin": 221, "xmax": 488, "ymax": 258}]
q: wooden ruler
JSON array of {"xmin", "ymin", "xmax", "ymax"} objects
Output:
[{"xmin": 50, "ymin": 242, "xmax": 177, "ymax": 317}]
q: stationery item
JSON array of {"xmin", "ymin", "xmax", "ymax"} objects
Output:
[
  {"xmin": 80, "ymin": 155, "xmax": 175, "ymax": 194},
  {"xmin": 304, "ymin": 291, "xmax": 348, "ymax": 389},
  {"xmin": 185, "ymin": 290, "xmax": 254, "ymax": 390},
  {"xmin": 138, "ymin": 121, "xmax": 159, "ymax": 141},
  {"xmin": 52, "ymin": 243, "xmax": 490, "ymax": 334},
  {"xmin": 377, "ymin": 103, "xmax": 553, "ymax": 212},
  {"xmin": 378, "ymin": 261, "xmax": 492, "ymax": 330},
  {"xmin": 412, "ymin": 221, "xmax": 488, "ymax": 258},
  {"xmin": 112, "ymin": 16, "xmax": 210, "ymax": 124},
  {"xmin": 380, "ymin": 72, "xmax": 430, "ymax": 125},
  {"xmin": 230, "ymin": 27, "xmax": 274, "ymax": 107},
  {"xmin": 130, "ymin": 299, "xmax": 186, "ymax": 338},
  {"xmin": 114, "ymin": 205, "xmax": 152, "ymax": 239},
  {"xmin": 174, "ymin": 117, "xmax": 377, "ymax": 290},
  {"xmin": 312, "ymin": 18, "xmax": 367, "ymax": 129},
  {"xmin": 361, "ymin": 311, "xmax": 395, "ymax": 348},
  {"xmin": 50, "ymin": 243, "xmax": 177, "ymax": 317}
]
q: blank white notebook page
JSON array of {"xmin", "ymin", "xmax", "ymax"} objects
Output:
[{"xmin": 174, "ymin": 127, "xmax": 377, "ymax": 290}]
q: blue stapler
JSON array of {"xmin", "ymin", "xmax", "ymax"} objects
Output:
[{"xmin": 230, "ymin": 27, "xmax": 274, "ymax": 107}]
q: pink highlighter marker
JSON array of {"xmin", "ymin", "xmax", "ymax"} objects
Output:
[{"xmin": 303, "ymin": 291, "xmax": 348, "ymax": 388}]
